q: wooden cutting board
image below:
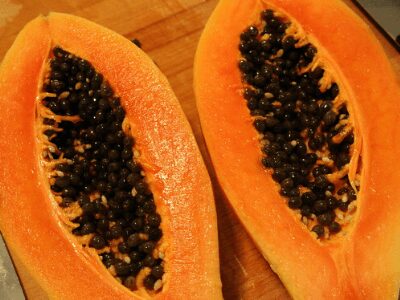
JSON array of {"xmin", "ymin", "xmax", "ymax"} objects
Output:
[{"xmin": 0, "ymin": 1, "xmax": 398, "ymax": 299}]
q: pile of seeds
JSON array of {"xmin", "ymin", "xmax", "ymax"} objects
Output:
[
  {"xmin": 39, "ymin": 47, "xmax": 164, "ymax": 291},
  {"xmin": 238, "ymin": 10, "xmax": 359, "ymax": 238}
]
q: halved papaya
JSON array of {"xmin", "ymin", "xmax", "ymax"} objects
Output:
[
  {"xmin": 0, "ymin": 13, "xmax": 222, "ymax": 299},
  {"xmin": 195, "ymin": 0, "xmax": 400, "ymax": 299}
]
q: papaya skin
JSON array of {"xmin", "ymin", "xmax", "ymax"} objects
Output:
[
  {"xmin": 194, "ymin": 0, "xmax": 400, "ymax": 299},
  {"xmin": 0, "ymin": 13, "xmax": 222, "ymax": 299}
]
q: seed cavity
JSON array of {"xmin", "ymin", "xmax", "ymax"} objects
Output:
[
  {"xmin": 238, "ymin": 9, "xmax": 361, "ymax": 239},
  {"xmin": 37, "ymin": 47, "xmax": 164, "ymax": 291}
]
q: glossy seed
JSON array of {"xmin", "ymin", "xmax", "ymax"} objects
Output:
[
  {"xmin": 139, "ymin": 241, "xmax": 155, "ymax": 254},
  {"xmin": 89, "ymin": 235, "xmax": 106, "ymax": 249},
  {"xmin": 329, "ymin": 222, "xmax": 341, "ymax": 233},
  {"xmin": 148, "ymin": 213, "xmax": 162, "ymax": 227},
  {"xmin": 151, "ymin": 265, "xmax": 164, "ymax": 279},
  {"xmin": 314, "ymin": 200, "xmax": 328, "ymax": 214},
  {"xmin": 123, "ymin": 276, "xmax": 137, "ymax": 290},
  {"xmin": 143, "ymin": 275, "xmax": 155, "ymax": 290},
  {"xmin": 288, "ymin": 196, "xmax": 302, "ymax": 209},
  {"xmin": 114, "ymin": 261, "xmax": 131, "ymax": 276},
  {"xmin": 127, "ymin": 233, "xmax": 141, "ymax": 248},
  {"xmin": 317, "ymin": 212, "xmax": 335, "ymax": 225},
  {"xmin": 312, "ymin": 225, "xmax": 324, "ymax": 238}
]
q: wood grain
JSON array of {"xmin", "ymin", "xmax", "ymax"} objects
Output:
[{"xmin": 0, "ymin": 1, "xmax": 398, "ymax": 299}]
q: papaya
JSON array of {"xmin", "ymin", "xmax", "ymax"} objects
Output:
[
  {"xmin": 195, "ymin": 0, "xmax": 400, "ymax": 299},
  {"xmin": 0, "ymin": 13, "xmax": 222, "ymax": 299}
]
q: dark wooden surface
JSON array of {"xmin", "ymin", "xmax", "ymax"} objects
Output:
[{"xmin": 0, "ymin": 1, "xmax": 398, "ymax": 299}]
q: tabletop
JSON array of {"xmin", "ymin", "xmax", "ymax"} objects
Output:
[{"xmin": 0, "ymin": 0, "xmax": 399, "ymax": 299}]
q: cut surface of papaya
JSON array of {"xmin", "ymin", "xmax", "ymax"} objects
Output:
[
  {"xmin": 0, "ymin": 13, "xmax": 221, "ymax": 299},
  {"xmin": 195, "ymin": 0, "xmax": 400, "ymax": 299}
]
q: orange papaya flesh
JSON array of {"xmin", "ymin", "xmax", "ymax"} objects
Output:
[
  {"xmin": 195, "ymin": 0, "xmax": 400, "ymax": 299},
  {"xmin": 0, "ymin": 13, "xmax": 222, "ymax": 299}
]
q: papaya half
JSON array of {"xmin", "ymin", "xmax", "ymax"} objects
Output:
[
  {"xmin": 0, "ymin": 13, "xmax": 222, "ymax": 299},
  {"xmin": 195, "ymin": 0, "xmax": 400, "ymax": 299}
]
